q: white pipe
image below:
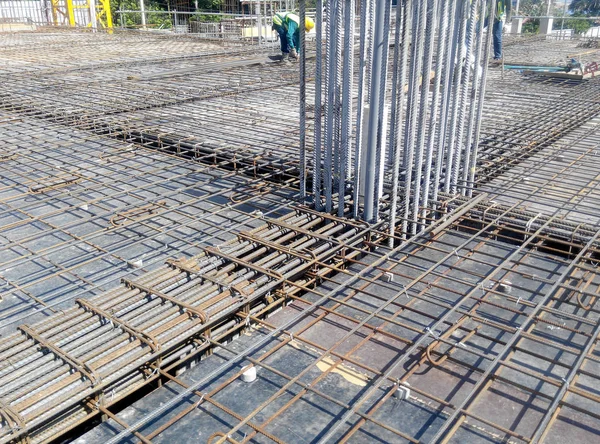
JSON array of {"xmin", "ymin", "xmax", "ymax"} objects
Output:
[
  {"xmin": 140, "ymin": 0, "xmax": 146, "ymax": 29},
  {"xmin": 89, "ymin": 0, "xmax": 97, "ymax": 30}
]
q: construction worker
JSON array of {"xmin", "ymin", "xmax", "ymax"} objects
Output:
[
  {"xmin": 272, "ymin": 12, "xmax": 315, "ymax": 61},
  {"xmin": 492, "ymin": 0, "xmax": 511, "ymax": 61}
]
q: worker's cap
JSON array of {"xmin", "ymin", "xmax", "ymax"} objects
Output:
[{"xmin": 305, "ymin": 17, "xmax": 315, "ymax": 32}]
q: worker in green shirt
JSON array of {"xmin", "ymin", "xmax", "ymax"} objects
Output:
[{"xmin": 272, "ymin": 12, "xmax": 315, "ymax": 61}]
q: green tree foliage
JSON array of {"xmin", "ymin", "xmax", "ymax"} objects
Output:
[
  {"xmin": 515, "ymin": 0, "xmax": 568, "ymax": 16},
  {"xmin": 112, "ymin": 0, "xmax": 173, "ymax": 28},
  {"xmin": 196, "ymin": 0, "xmax": 222, "ymax": 11},
  {"xmin": 517, "ymin": 1, "xmax": 596, "ymax": 35},
  {"xmin": 569, "ymin": 0, "xmax": 600, "ymax": 15},
  {"xmin": 190, "ymin": 0, "xmax": 223, "ymax": 22},
  {"xmin": 516, "ymin": 0, "xmax": 547, "ymax": 16},
  {"xmin": 112, "ymin": 0, "xmax": 226, "ymax": 28},
  {"xmin": 522, "ymin": 18, "xmax": 540, "ymax": 33},
  {"xmin": 515, "ymin": 0, "xmax": 545, "ymax": 34},
  {"xmin": 555, "ymin": 13, "xmax": 593, "ymax": 33}
]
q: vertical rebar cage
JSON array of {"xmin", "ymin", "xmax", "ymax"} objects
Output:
[{"xmin": 307, "ymin": 0, "xmax": 497, "ymax": 240}]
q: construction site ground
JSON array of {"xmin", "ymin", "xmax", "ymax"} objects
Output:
[{"xmin": 0, "ymin": 31, "xmax": 599, "ymax": 444}]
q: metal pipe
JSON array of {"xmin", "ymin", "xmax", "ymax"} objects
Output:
[
  {"xmin": 323, "ymin": 0, "xmax": 338, "ymax": 212},
  {"xmin": 333, "ymin": 0, "xmax": 344, "ymax": 205},
  {"xmin": 411, "ymin": 0, "xmax": 439, "ymax": 235},
  {"xmin": 461, "ymin": 0, "xmax": 488, "ymax": 195},
  {"xmin": 400, "ymin": 0, "xmax": 425, "ymax": 236},
  {"xmin": 351, "ymin": 0, "xmax": 371, "ymax": 219},
  {"xmin": 371, "ymin": 0, "xmax": 391, "ymax": 222},
  {"xmin": 432, "ymin": 0, "xmax": 459, "ymax": 206},
  {"xmin": 363, "ymin": 0, "xmax": 388, "ymax": 223},
  {"xmin": 387, "ymin": 0, "xmax": 411, "ymax": 244},
  {"xmin": 443, "ymin": 0, "xmax": 469, "ymax": 193},
  {"xmin": 139, "ymin": 0, "xmax": 146, "ymax": 30},
  {"xmin": 387, "ymin": 0, "xmax": 406, "ymax": 169},
  {"xmin": 421, "ymin": 0, "xmax": 451, "ymax": 219},
  {"xmin": 89, "ymin": 0, "xmax": 97, "ymax": 30},
  {"xmin": 467, "ymin": 0, "xmax": 497, "ymax": 197},
  {"xmin": 449, "ymin": 0, "xmax": 479, "ymax": 195},
  {"xmin": 365, "ymin": 0, "xmax": 376, "ymax": 104}
]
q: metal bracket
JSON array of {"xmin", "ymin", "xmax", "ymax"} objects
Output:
[
  {"xmin": 121, "ymin": 279, "xmax": 208, "ymax": 323},
  {"xmin": 262, "ymin": 216, "xmax": 342, "ymax": 244},
  {"xmin": 237, "ymin": 231, "xmax": 314, "ymax": 262},
  {"xmin": 0, "ymin": 397, "xmax": 27, "ymax": 439},
  {"xmin": 166, "ymin": 258, "xmax": 232, "ymax": 293},
  {"xmin": 425, "ymin": 324, "xmax": 480, "ymax": 366},
  {"xmin": 203, "ymin": 246, "xmax": 285, "ymax": 282},
  {"xmin": 76, "ymin": 299, "xmax": 160, "ymax": 352},
  {"xmin": 28, "ymin": 174, "xmax": 82, "ymax": 194},
  {"xmin": 19, "ymin": 324, "xmax": 100, "ymax": 386},
  {"xmin": 110, "ymin": 201, "xmax": 166, "ymax": 227},
  {"xmin": 0, "ymin": 152, "xmax": 18, "ymax": 162}
]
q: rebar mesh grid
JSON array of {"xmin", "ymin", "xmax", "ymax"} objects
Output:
[
  {"xmin": 0, "ymin": 44, "xmax": 311, "ymax": 179},
  {"xmin": 502, "ymin": 35, "xmax": 600, "ymax": 66},
  {"xmin": 77, "ymin": 197, "xmax": 600, "ymax": 444},
  {"xmin": 472, "ymin": 76, "xmax": 600, "ymax": 191},
  {"xmin": 0, "ymin": 197, "xmax": 374, "ymax": 443},
  {"xmin": 0, "ymin": 32, "xmax": 253, "ymax": 75},
  {"xmin": 1, "ymin": 31, "xmax": 598, "ymax": 215},
  {"xmin": 0, "ymin": 27, "xmax": 599, "ymax": 444},
  {"xmin": 0, "ymin": 110, "xmax": 299, "ymax": 338},
  {"xmin": 480, "ymin": 115, "xmax": 600, "ymax": 226}
]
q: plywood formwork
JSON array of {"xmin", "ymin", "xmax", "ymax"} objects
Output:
[{"xmin": 79, "ymin": 201, "xmax": 600, "ymax": 444}]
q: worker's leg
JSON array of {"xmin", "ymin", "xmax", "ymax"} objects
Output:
[
  {"xmin": 287, "ymin": 21, "xmax": 299, "ymax": 56},
  {"xmin": 276, "ymin": 27, "xmax": 288, "ymax": 53},
  {"xmin": 293, "ymin": 29, "xmax": 300, "ymax": 54},
  {"xmin": 492, "ymin": 19, "xmax": 502, "ymax": 59}
]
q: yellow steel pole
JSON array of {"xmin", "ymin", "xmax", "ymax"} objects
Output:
[
  {"xmin": 51, "ymin": 0, "xmax": 60, "ymax": 25},
  {"xmin": 66, "ymin": 0, "xmax": 76, "ymax": 26},
  {"xmin": 96, "ymin": 0, "xmax": 114, "ymax": 33},
  {"xmin": 102, "ymin": 0, "xmax": 114, "ymax": 30}
]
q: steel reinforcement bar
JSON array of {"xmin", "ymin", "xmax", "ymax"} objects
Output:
[{"xmin": 0, "ymin": 206, "xmax": 373, "ymax": 444}]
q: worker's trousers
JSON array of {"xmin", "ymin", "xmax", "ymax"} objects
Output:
[
  {"xmin": 276, "ymin": 27, "xmax": 300, "ymax": 53},
  {"xmin": 276, "ymin": 28, "xmax": 288, "ymax": 53},
  {"xmin": 492, "ymin": 19, "xmax": 503, "ymax": 59},
  {"xmin": 480, "ymin": 18, "xmax": 504, "ymax": 60}
]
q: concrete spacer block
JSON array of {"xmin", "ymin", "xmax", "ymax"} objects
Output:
[
  {"xmin": 394, "ymin": 382, "xmax": 411, "ymax": 400},
  {"xmin": 241, "ymin": 366, "xmax": 257, "ymax": 383}
]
